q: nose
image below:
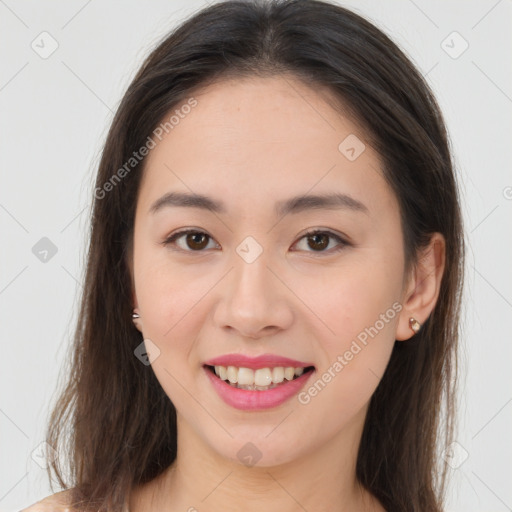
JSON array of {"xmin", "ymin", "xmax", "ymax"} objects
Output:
[{"xmin": 213, "ymin": 249, "xmax": 294, "ymax": 339}]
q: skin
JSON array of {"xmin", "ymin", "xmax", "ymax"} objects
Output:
[{"xmin": 125, "ymin": 75, "xmax": 445, "ymax": 512}]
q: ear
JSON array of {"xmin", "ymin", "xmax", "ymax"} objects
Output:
[
  {"xmin": 126, "ymin": 245, "xmax": 143, "ymax": 334},
  {"xmin": 132, "ymin": 284, "xmax": 143, "ymax": 333},
  {"xmin": 132, "ymin": 304, "xmax": 143, "ymax": 334},
  {"xmin": 395, "ymin": 232, "xmax": 446, "ymax": 341}
]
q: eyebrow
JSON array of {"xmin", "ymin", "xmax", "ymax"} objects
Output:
[{"xmin": 149, "ymin": 191, "xmax": 369, "ymax": 216}]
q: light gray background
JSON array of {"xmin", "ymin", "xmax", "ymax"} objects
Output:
[{"xmin": 1, "ymin": 1, "xmax": 511, "ymax": 511}]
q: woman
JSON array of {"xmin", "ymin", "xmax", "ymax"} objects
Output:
[{"xmin": 22, "ymin": 0, "xmax": 464, "ymax": 510}]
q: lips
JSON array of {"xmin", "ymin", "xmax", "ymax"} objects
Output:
[
  {"xmin": 202, "ymin": 353, "xmax": 316, "ymax": 410},
  {"xmin": 204, "ymin": 364, "xmax": 315, "ymax": 410}
]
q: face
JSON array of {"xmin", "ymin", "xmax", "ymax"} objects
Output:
[{"xmin": 130, "ymin": 75, "xmax": 409, "ymax": 468}]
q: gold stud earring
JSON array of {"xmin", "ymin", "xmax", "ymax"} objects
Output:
[{"xmin": 409, "ymin": 317, "xmax": 421, "ymax": 334}]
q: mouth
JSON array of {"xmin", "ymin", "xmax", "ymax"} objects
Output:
[{"xmin": 204, "ymin": 364, "xmax": 316, "ymax": 391}]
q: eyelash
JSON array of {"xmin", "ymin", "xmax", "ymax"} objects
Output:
[{"xmin": 161, "ymin": 228, "xmax": 350, "ymax": 255}]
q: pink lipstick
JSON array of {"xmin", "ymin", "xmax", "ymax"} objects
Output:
[{"xmin": 203, "ymin": 353, "xmax": 315, "ymax": 411}]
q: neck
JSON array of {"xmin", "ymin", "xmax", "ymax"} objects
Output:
[{"xmin": 130, "ymin": 406, "xmax": 383, "ymax": 512}]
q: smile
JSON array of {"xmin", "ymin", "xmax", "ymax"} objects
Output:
[{"xmin": 203, "ymin": 364, "xmax": 316, "ymax": 410}]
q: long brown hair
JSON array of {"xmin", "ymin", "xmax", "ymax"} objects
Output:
[{"xmin": 45, "ymin": 1, "xmax": 465, "ymax": 510}]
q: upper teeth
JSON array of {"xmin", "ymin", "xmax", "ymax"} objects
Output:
[{"xmin": 214, "ymin": 365, "xmax": 305, "ymax": 386}]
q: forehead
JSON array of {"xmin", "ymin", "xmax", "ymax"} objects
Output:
[{"xmin": 137, "ymin": 75, "xmax": 394, "ymax": 217}]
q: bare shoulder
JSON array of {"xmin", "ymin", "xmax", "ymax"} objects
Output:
[{"xmin": 20, "ymin": 489, "xmax": 74, "ymax": 512}]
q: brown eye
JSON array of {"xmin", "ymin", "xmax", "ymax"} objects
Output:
[
  {"xmin": 163, "ymin": 230, "xmax": 218, "ymax": 251},
  {"xmin": 306, "ymin": 233, "xmax": 329, "ymax": 251},
  {"xmin": 293, "ymin": 229, "xmax": 348, "ymax": 254},
  {"xmin": 184, "ymin": 232, "xmax": 209, "ymax": 250}
]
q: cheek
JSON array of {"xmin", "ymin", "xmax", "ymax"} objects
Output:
[
  {"xmin": 134, "ymin": 252, "xmax": 213, "ymax": 339},
  {"xmin": 293, "ymin": 256, "xmax": 402, "ymax": 404},
  {"xmin": 293, "ymin": 254, "xmax": 402, "ymax": 346},
  {"xmin": 135, "ymin": 269, "xmax": 210, "ymax": 406},
  {"xmin": 296, "ymin": 284, "xmax": 399, "ymax": 429},
  {"xmin": 133, "ymin": 256, "xmax": 230, "ymax": 403}
]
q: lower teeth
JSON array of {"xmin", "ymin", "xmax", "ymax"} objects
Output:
[
  {"xmin": 223, "ymin": 378, "xmax": 298, "ymax": 391},
  {"xmin": 229, "ymin": 382, "xmax": 279, "ymax": 390}
]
